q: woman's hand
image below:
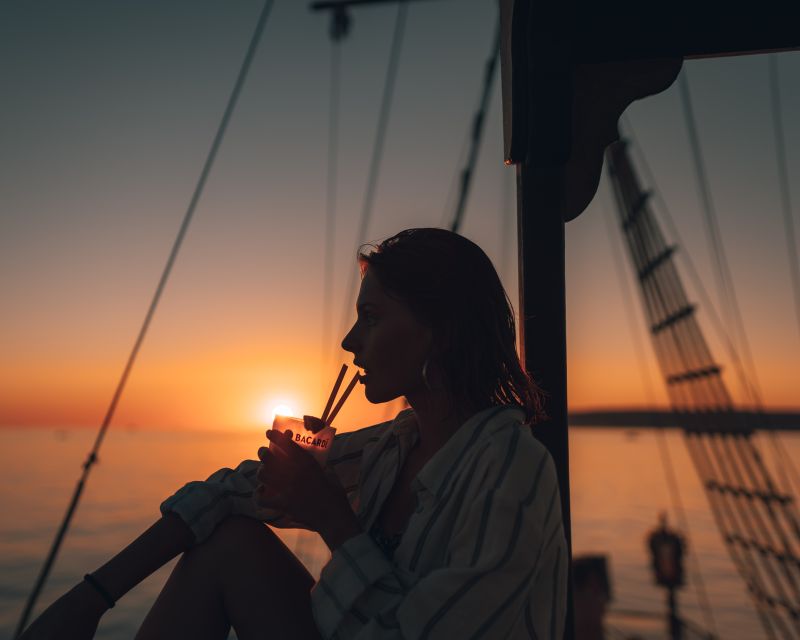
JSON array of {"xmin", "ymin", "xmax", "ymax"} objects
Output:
[
  {"xmin": 256, "ymin": 430, "xmax": 361, "ymax": 550},
  {"xmin": 17, "ymin": 581, "xmax": 106, "ymax": 640}
]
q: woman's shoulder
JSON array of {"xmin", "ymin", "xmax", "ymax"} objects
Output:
[
  {"xmin": 338, "ymin": 408, "xmax": 413, "ymax": 439},
  {"xmin": 329, "ymin": 409, "xmax": 413, "ymax": 458},
  {"xmin": 478, "ymin": 411, "xmax": 559, "ymax": 501}
]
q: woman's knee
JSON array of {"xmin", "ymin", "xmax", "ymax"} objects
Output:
[
  {"xmin": 207, "ymin": 515, "xmax": 276, "ymax": 547},
  {"xmin": 197, "ymin": 516, "xmax": 281, "ymax": 567},
  {"xmin": 202, "ymin": 519, "xmax": 318, "ymax": 636},
  {"xmin": 194, "ymin": 516, "xmax": 314, "ymax": 597}
]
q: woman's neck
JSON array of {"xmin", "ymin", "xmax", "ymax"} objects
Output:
[{"xmin": 404, "ymin": 388, "xmax": 476, "ymax": 455}]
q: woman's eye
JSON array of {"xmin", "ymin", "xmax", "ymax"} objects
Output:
[{"xmin": 362, "ymin": 312, "xmax": 377, "ymax": 326}]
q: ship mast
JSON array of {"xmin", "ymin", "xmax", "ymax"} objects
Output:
[{"xmin": 606, "ymin": 139, "xmax": 800, "ymax": 638}]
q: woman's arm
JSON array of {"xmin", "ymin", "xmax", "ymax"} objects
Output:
[{"xmin": 160, "ymin": 417, "xmax": 400, "ymax": 545}]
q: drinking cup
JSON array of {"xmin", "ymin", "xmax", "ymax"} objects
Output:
[{"xmin": 271, "ymin": 415, "xmax": 336, "ymax": 466}]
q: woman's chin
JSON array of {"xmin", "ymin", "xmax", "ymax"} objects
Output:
[
  {"xmin": 364, "ymin": 383, "xmax": 399, "ymax": 405},
  {"xmin": 364, "ymin": 387, "xmax": 388, "ymax": 404}
]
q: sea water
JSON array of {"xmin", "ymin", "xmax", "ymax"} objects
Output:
[{"xmin": 1, "ymin": 425, "xmax": 795, "ymax": 639}]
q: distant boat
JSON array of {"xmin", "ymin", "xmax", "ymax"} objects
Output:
[{"xmin": 569, "ymin": 409, "xmax": 800, "ymax": 431}]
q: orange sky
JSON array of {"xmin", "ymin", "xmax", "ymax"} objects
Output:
[
  {"xmin": 1, "ymin": 282, "xmax": 797, "ymax": 432},
  {"xmin": 1, "ymin": 4, "xmax": 798, "ymax": 430}
]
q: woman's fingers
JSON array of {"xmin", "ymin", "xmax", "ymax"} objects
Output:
[
  {"xmin": 256, "ymin": 436, "xmax": 311, "ymax": 486},
  {"xmin": 254, "ymin": 482, "xmax": 288, "ymax": 510},
  {"xmin": 256, "ymin": 466, "xmax": 279, "ymax": 486},
  {"xmin": 265, "ymin": 430, "xmax": 293, "ymax": 460},
  {"xmin": 267, "ymin": 430, "xmax": 317, "ymax": 470},
  {"xmin": 256, "ymin": 448, "xmax": 283, "ymax": 485},
  {"xmin": 257, "ymin": 429, "xmax": 328, "ymax": 525}
]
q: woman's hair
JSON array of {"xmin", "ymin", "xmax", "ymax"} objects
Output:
[{"xmin": 358, "ymin": 227, "xmax": 546, "ymax": 425}]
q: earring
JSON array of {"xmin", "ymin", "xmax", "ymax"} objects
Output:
[{"xmin": 422, "ymin": 358, "xmax": 432, "ymax": 390}]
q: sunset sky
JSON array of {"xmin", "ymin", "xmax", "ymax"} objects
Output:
[{"xmin": 1, "ymin": 1, "xmax": 799, "ymax": 432}]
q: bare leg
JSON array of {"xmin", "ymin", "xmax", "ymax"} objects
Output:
[{"xmin": 135, "ymin": 516, "xmax": 322, "ymax": 640}]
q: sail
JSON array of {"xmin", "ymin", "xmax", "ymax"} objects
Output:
[{"xmin": 605, "ymin": 139, "xmax": 800, "ymax": 639}]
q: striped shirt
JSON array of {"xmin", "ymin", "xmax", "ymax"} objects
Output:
[{"xmin": 160, "ymin": 404, "xmax": 568, "ymax": 639}]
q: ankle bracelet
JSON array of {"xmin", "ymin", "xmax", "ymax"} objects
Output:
[{"xmin": 83, "ymin": 573, "xmax": 115, "ymax": 609}]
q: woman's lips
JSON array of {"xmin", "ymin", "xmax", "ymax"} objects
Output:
[{"xmin": 354, "ymin": 364, "xmax": 369, "ymax": 383}]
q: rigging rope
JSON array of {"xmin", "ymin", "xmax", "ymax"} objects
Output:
[
  {"xmin": 337, "ymin": 0, "xmax": 408, "ymax": 345},
  {"xmin": 438, "ymin": 125, "xmax": 472, "ymax": 227},
  {"xmin": 768, "ymin": 54, "xmax": 800, "ymax": 342},
  {"xmin": 599, "ymin": 182, "xmax": 718, "ymax": 635},
  {"xmin": 621, "ymin": 116, "xmax": 758, "ymax": 408},
  {"xmin": 677, "ymin": 75, "xmax": 800, "ymax": 500},
  {"xmin": 448, "ymin": 15, "xmax": 501, "ymax": 233},
  {"xmin": 322, "ymin": 10, "xmax": 348, "ymax": 380},
  {"xmin": 13, "ymin": 2, "xmax": 275, "ymax": 636},
  {"xmin": 765, "ymin": 54, "xmax": 800, "ymax": 502},
  {"xmin": 621, "ymin": 114, "xmax": 800, "ymax": 518},
  {"xmin": 678, "ymin": 72, "xmax": 767, "ymax": 410},
  {"xmin": 606, "ymin": 135, "xmax": 800, "ymax": 637}
]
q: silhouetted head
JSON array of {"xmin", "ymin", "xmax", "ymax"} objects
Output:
[{"xmin": 341, "ymin": 227, "xmax": 545, "ymax": 424}]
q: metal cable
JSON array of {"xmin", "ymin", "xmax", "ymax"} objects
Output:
[
  {"xmin": 620, "ymin": 120, "xmax": 757, "ymax": 405},
  {"xmin": 678, "ymin": 72, "xmax": 767, "ymax": 408},
  {"xmin": 607, "ymin": 135, "xmax": 800, "ymax": 636},
  {"xmin": 600, "ymin": 174, "xmax": 719, "ymax": 635},
  {"xmin": 322, "ymin": 35, "xmax": 344, "ymax": 380},
  {"xmin": 768, "ymin": 54, "xmax": 800, "ymax": 342},
  {"xmin": 765, "ymin": 51, "xmax": 800, "ymax": 509},
  {"xmin": 439, "ymin": 128, "xmax": 472, "ymax": 227},
  {"xmin": 630, "ymin": 90, "xmax": 800, "ymax": 501},
  {"xmin": 449, "ymin": 15, "xmax": 501, "ymax": 233},
  {"xmin": 621, "ymin": 117, "xmax": 800, "ymax": 495},
  {"xmin": 12, "ymin": 2, "xmax": 275, "ymax": 635},
  {"xmin": 337, "ymin": 0, "xmax": 408, "ymax": 344}
]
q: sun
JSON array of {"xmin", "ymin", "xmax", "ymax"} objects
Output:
[{"xmin": 265, "ymin": 402, "xmax": 295, "ymax": 425}]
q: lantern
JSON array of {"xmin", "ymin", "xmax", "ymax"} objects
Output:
[{"xmin": 647, "ymin": 512, "xmax": 685, "ymax": 589}]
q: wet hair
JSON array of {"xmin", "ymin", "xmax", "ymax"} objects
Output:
[{"xmin": 358, "ymin": 227, "xmax": 546, "ymax": 425}]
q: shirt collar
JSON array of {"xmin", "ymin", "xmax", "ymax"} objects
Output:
[
  {"xmin": 391, "ymin": 407, "xmax": 418, "ymax": 436},
  {"xmin": 405, "ymin": 404, "xmax": 525, "ymax": 498}
]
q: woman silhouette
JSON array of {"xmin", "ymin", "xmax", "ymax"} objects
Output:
[{"xmin": 20, "ymin": 228, "xmax": 567, "ymax": 639}]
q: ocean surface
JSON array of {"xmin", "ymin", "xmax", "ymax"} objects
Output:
[{"xmin": 1, "ymin": 425, "xmax": 797, "ymax": 639}]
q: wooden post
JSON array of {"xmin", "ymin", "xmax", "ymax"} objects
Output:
[
  {"xmin": 517, "ymin": 161, "xmax": 575, "ymax": 638},
  {"xmin": 500, "ymin": 0, "xmax": 576, "ymax": 635}
]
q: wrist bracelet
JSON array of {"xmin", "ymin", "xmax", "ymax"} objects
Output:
[{"xmin": 83, "ymin": 573, "xmax": 115, "ymax": 609}]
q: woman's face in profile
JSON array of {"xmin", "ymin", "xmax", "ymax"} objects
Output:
[{"xmin": 341, "ymin": 269, "xmax": 432, "ymax": 404}]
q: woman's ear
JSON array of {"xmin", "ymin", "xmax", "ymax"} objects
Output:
[{"xmin": 422, "ymin": 337, "xmax": 450, "ymax": 393}]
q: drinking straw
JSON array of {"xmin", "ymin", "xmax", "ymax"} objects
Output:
[
  {"xmin": 325, "ymin": 371, "xmax": 361, "ymax": 427},
  {"xmin": 321, "ymin": 364, "xmax": 348, "ymax": 424}
]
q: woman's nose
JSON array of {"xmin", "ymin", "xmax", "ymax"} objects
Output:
[{"xmin": 341, "ymin": 322, "xmax": 358, "ymax": 354}]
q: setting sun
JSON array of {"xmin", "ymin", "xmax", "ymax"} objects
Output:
[{"xmin": 267, "ymin": 403, "xmax": 295, "ymax": 424}]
